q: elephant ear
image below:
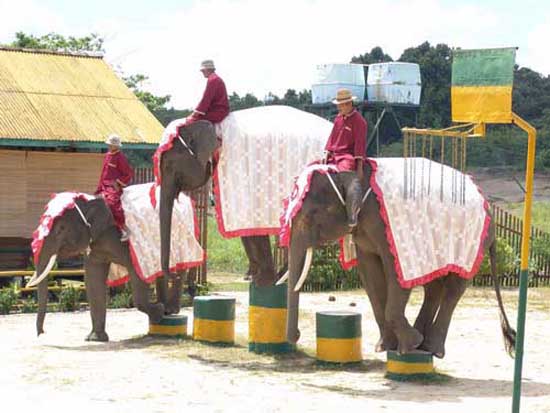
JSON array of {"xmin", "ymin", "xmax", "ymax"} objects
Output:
[
  {"xmin": 181, "ymin": 121, "xmax": 218, "ymax": 166},
  {"xmin": 83, "ymin": 198, "xmax": 116, "ymax": 240}
]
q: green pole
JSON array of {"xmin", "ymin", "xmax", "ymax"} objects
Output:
[{"xmin": 511, "ymin": 113, "xmax": 537, "ymax": 413}]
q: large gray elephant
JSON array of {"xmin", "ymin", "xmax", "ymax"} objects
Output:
[
  {"xmin": 158, "ymin": 120, "xmax": 278, "ymax": 301},
  {"xmin": 29, "ymin": 197, "xmax": 165, "ymax": 341},
  {"xmin": 283, "ymin": 163, "xmax": 516, "ymax": 358}
]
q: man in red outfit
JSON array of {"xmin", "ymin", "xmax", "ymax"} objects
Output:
[
  {"xmin": 188, "ymin": 59, "xmax": 230, "ymax": 124},
  {"xmin": 95, "ymin": 134, "xmax": 134, "ymax": 241},
  {"xmin": 324, "ymin": 88, "xmax": 368, "ymax": 230}
]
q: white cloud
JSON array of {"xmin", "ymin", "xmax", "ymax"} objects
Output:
[
  {"xmin": 2, "ymin": 0, "xmax": 547, "ymax": 108},
  {"xmin": 0, "ymin": 0, "xmax": 65, "ymax": 42}
]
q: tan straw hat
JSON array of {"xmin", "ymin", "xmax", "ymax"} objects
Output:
[
  {"xmin": 200, "ymin": 59, "xmax": 216, "ymax": 70},
  {"xmin": 105, "ymin": 134, "xmax": 122, "ymax": 147},
  {"xmin": 332, "ymin": 88, "xmax": 357, "ymax": 105}
]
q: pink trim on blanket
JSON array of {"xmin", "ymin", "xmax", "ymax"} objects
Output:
[
  {"xmin": 366, "ymin": 158, "xmax": 491, "ymax": 289},
  {"xmin": 110, "ymin": 241, "xmax": 205, "ymax": 287},
  {"xmin": 278, "ymin": 164, "xmax": 338, "ymax": 247}
]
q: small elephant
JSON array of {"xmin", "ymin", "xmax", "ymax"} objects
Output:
[
  {"xmin": 30, "ymin": 197, "xmax": 165, "ymax": 342},
  {"xmin": 283, "ymin": 163, "xmax": 516, "ymax": 358}
]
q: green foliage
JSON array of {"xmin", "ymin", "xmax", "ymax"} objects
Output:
[
  {"xmin": 351, "ymin": 46, "xmax": 393, "ymax": 65},
  {"xmin": 478, "ymin": 237, "xmax": 519, "ymax": 275},
  {"xmin": 506, "ymin": 202, "xmax": 550, "ymax": 234},
  {"xmin": 0, "ymin": 286, "xmax": 18, "ymax": 314},
  {"xmin": 531, "ymin": 236, "xmax": 550, "ymax": 273},
  {"xmin": 228, "ymin": 89, "xmax": 312, "ymax": 111},
  {"xmin": 123, "ymin": 74, "xmax": 172, "ymax": 118},
  {"xmin": 21, "ymin": 298, "xmax": 37, "ymax": 314},
  {"xmin": 207, "ymin": 217, "xmax": 248, "ymax": 273},
  {"xmin": 7, "ymin": 31, "xmax": 104, "ymax": 52},
  {"xmin": 109, "ymin": 285, "xmax": 133, "ymax": 309},
  {"xmin": 306, "ymin": 247, "xmax": 359, "ymax": 291},
  {"xmin": 58, "ymin": 286, "xmax": 82, "ymax": 312}
]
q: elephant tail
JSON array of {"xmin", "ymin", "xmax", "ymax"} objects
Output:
[{"xmin": 490, "ymin": 240, "xmax": 516, "ymax": 357}]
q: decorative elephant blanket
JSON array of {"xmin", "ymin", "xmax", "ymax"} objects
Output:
[
  {"xmin": 213, "ymin": 106, "xmax": 331, "ymax": 237},
  {"xmin": 151, "ymin": 106, "xmax": 332, "ymax": 237},
  {"xmin": 280, "ymin": 158, "xmax": 490, "ymax": 288},
  {"xmin": 108, "ymin": 183, "xmax": 204, "ymax": 286}
]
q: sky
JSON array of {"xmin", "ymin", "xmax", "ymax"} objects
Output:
[{"xmin": 0, "ymin": 0, "xmax": 549, "ymax": 109}]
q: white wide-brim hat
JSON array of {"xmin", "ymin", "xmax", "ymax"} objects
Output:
[
  {"xmin": 332, "ymin": 88, "xmax": 358, "ymax": 105},
  {"xmin": 105, "ymin": 134, "xmax": 122, "ymax": 147},
  {"xmin": 200, "ymin": 59, "xmax": 216, "ymax": 70}
]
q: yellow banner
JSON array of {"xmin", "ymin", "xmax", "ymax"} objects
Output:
[{"xmin": 451, "ymin": 85, "xmax": 513, "ymax": 123}]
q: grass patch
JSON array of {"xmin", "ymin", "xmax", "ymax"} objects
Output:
[
  {"xmin": 207, "ymin": 217, "xmax": 248, "ymax": 274},
  {"xmin": 505, "ymin": 201, "xmax": 550, "ymax": 233}
]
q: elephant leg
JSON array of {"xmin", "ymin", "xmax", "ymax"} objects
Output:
[
  {"xmin": 84, "ymin": 258, "xmax": 109, "ymax": 342},
  {"xmin": 166, "ymin": 272, "xmax": 184, "ymax": 314},
  {"xmin": 414, "ymin": 279, "xmax": 445, "ymax": 337},
  {"xmin": 187, "ymin": 268, "xmax": 197, "ymax": 298},
  {"xmin": 381, "ymin": 254, "xmax": 423, "ymax": 354},
  {"xmin": 422, "ymin": 275, "xmax": 469, "ymax": 358},
  {"xmin": 155, "ymin": 277, "xmax": 169, "ymax": 310},
  {"xmin": 130, "ymin": 272, "xmax": 164, "ymax": 324},
  {"xmin": 241, "ymin": 237, "xmax": 259, "ymax": 280},
  {"xmin": 356, "ymin": 247, "xmax": 397, "ymax": 352},
  {"xmin": 244, "ymin": 235, "xmax": 277, "ymax": 286}
]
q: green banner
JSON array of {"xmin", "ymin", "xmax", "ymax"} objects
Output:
[{"xmin": 452, "ymin": 47, "xmax": 516, "ymax": 87}]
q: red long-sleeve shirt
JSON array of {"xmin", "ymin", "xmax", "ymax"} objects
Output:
[
  {"xmin": 325, "ymin": 109, "xmax": 368, "ymax": 160},
  {"xmin": 194, "ymin": 73, "xmax": 230, "ymax": 123},
  {"xmin": 95, "ymin": 150, "xmax": 134, "ymax": 194}
]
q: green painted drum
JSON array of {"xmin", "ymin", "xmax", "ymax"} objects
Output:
[
  {"xmin": 193, "ymin": 296, "xmax": 236, "ymax": 344},
  {"xmin": 248, "ymin": 283, "xmax": 293, "ymax": 354},
  {"xmin": 148, "ymin": 314, "xmax": 187, "ymax": 338},
  {"xmin": 386, "ymin": 350, "xmax": 434, "ymax": 380},
  {"xmin": 316, "ymin": 311, "xmax": 362, "ymax": 363}
]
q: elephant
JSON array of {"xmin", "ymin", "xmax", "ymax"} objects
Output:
[
  {"xmin": 28, "ymin": 196, "xmax": 165, "ymax": 342},
  {"xmin": 158, "ymin": 120, "xmax": 278, "ymax": 302},
  {"xmin": 283, "ymin": 163, "xmax": 516, "ymax": 358}
]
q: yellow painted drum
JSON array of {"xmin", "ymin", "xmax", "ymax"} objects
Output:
[
  {"xmin": 148, "ymin": 314, "xmax": 187, "ymax": 338},
  {"xmin": 248, "ymin": 283, "xmax": 293, "ymax": 354},
  {"xmin": 193, "ymin": 296, "xmax": 235, "ymax": 344},
  {"xmin": 386, "ymin": 350, "xmax": 434, "ymax": 380},
  {"xmin": 316, "ymin": 311, "xmax": 362, "ymax": 363}
]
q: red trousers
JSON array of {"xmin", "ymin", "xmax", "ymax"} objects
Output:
[{"xmin": 101, "ymin": 186, "xmax": 125, "ymax": 229}]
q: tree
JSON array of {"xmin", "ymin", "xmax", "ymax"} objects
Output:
[
  {"xmin": 8, "ymin": 31, "xmax": 104, "ymax": 52},
  {"xmin": 351, "ymin": 46, "xmax": 393, "ymax": 64},
  {"xmin": 228, "ymin": 92, "xmax": 263, "ymax": 111},
  {"xmin": 398, "ymin": 42, "xmax": 452, "ymax": 128},
  {"xmin": 123, "ymin": 74, "xmax": 172, "ymax": 118}
]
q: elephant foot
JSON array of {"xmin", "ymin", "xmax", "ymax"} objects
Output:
[
  {"xmin": 147, "ymin": 303, "xmax": 165, "ymax": 324},
  {"xmin": 420, "ymin": 333, "xmax": 446, "ymax": 358},
  {"xmin": 86, "ymin": 331, "xmax": 109, "ymax": 342},
  {"xmin": 288, "ymin": 328, "xmax": 301, "ymax": 344},
  {"xmin": 396, "ymin": 327, "xmax": 424, "ymax": 355},
  {"xmin": 165, "ymin": 304, "xmax": 181, "ymax": 315},
  {"xmin": 375, "ymin": 334, "xmax": 398, "ymax": 352}
]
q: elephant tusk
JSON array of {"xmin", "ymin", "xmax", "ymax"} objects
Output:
[
  {"xmin": 294, "ymin": 248, "xmax": 313, "ymax": 292},
  {"xmin": 26, "ymin": 254, "xmax": 57, "ymax": 288},
  {"xmin": 276, "ymin": 271, "xmax": 289, "ymax": 285}
]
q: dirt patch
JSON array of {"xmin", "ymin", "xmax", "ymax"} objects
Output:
[{"xmin": 1, "ymin": 287, "xmax": 550, "ymax": 412}]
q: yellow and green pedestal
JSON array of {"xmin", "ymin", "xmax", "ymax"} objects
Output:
[
  {"xmin": 316, "ymin": 311, "xmax": 362, "ymax": 363},
  {"xmin": 193, "ymin": 296, "xmax": 235, "ymax": 344},
  {"xmin": 248, "ymin": 283, "xmax": 293, "ymax": 354},
  {"xmin": 386, "ymin": 350, "xmax": 434, "ymax": 380},
  {"xmin": 149, "ymin": 314, "xmax": 187, "ymax": 338}
]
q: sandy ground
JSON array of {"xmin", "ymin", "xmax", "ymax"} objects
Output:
[{"xmin": 1, "ymin": 287, "xmax": 550, "ymax": 413}]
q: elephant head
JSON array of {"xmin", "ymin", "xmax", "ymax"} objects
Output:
[
  {"xmin": 159, "ymin": 121, "xmax": 217, "ymax": 281},
  {"xmin": 29, "ymin": 197, "xmax": 115, "ymax": 336},
  {"xmin": 281, "ymin": 170, "xmax": 358, "ymax": 344}
]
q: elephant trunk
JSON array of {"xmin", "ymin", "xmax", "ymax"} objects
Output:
[
  {"xmin": 33, "ymin": 242, "xmax": 57, "ymax": 337},
  {"xmin": 160, "ymin": 184, "xmax": 176, "ymax": 277},
  {"xmin": 286, "ymin": 244, "xmax": 312, "ymax": 344}
]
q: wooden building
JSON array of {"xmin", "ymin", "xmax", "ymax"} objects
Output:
[{"xmin": 0, "ymin": 47, "xmax": 162, "ymax": 269}]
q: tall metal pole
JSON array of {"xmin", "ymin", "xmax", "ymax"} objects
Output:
[{"xmin": 511, "ymin": 113, "xmax": 537, "ymax": 413}]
